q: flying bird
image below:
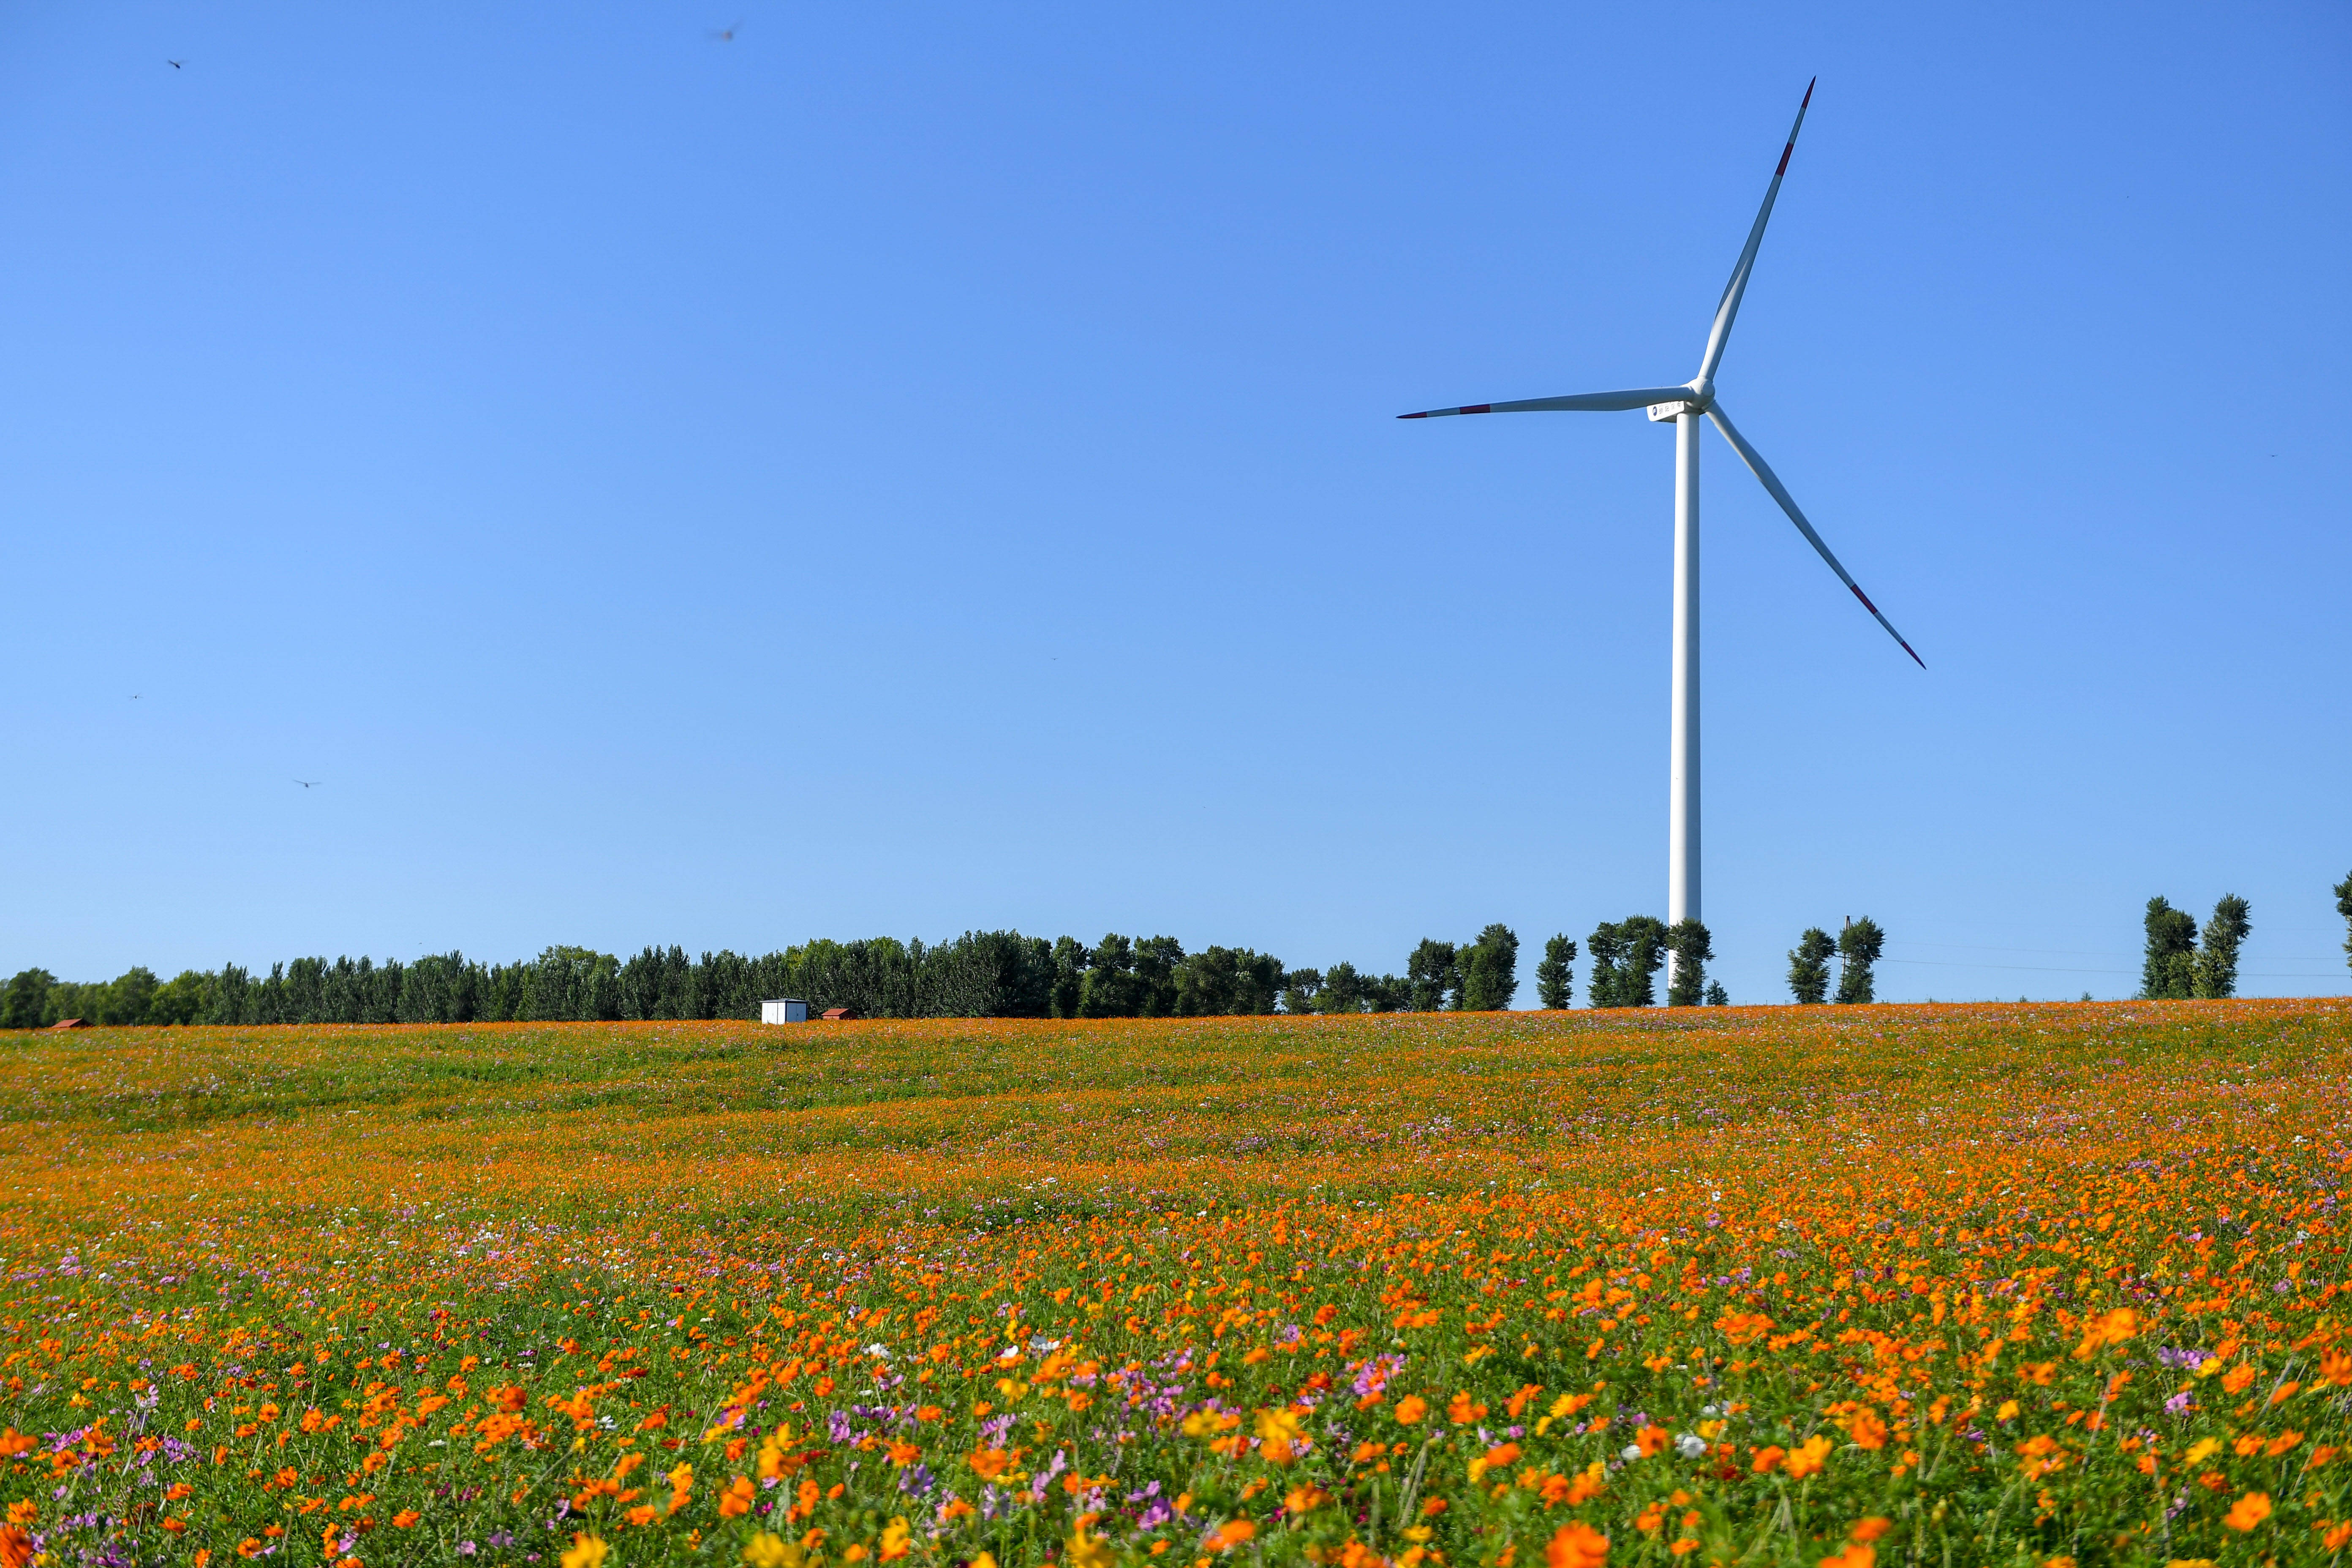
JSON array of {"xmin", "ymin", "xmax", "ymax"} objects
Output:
[
  {"xmin": 295, "ymin": 779, "xmax": 321, "ymax": 789},
  {"xmin": 708, "ymin": 21, "xmax": 742, "ymax": 41},
  {"xmin": 167, "ymin": 59, "xmax": 183, "ymax": 68}
]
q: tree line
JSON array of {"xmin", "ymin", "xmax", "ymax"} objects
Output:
[{"xmin": 0, "ymin": 913, "xmax": 1740, "ymax": 1028}]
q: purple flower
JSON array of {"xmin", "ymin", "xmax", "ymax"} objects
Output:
[{"xmin": 2164, "ymin": 1390, "xmax": 2194, "ymax": 1415}]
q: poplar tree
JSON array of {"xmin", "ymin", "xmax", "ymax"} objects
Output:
[
  {"xmin": 1664, "ymin": 919, "xmax": 1713, "ymax": 1007},
  {"xmin": 1407, "ymin": 939, "xmax": 1461, "ymax": 1012},
  {"xmin": 2140, "ymin": 898, "xmax": 2198, "ymax": 1000},
  {"xmin": 1534, "ymin": 936, "xmax": 1576, "ymax": 1010},
  {"xmin": 1787, "ymin": 928, "xmax": 1835, "ymax": 1004},
  {"xmin": 1835, "ymin": 917, "xmax": 1885, "ymax": 1004},
  {"xmin": 2336, "ymin": 871, "xmax": 2352, "ymax": 977},
  {"xmin": 2192, "ymin": 896, "xmax": 2251, "ymax": 999},
  {"xmin": 1587, "ymin": 917, "xmax": 1666, "ymax": 1007},
  {"xmin": 1459, "ymin": 924, "xmax": 1520, "ymax": 1011}
]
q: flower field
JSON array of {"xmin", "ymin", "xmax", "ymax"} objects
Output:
[{"xmin": 2, "ymin": 999, "xmax": 2349, "ymax": 1567}]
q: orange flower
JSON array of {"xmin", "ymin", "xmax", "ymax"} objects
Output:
[
  {"xmin": 1817, "ymin": 1548, "xmax": 1873, "ymax": 1568},
  {"xmin": 392, "ymin": 1510, "xmax": 421, "ymax": 1528},
  {"xmin": 1848, "ymin": 1410, "xmax": 1887, "ymax": 1451},
  {"xmin": 719, "ymin": 1476, "xmax": 756, "ymax": 1519},
  {"xmin": 1850, "ymin": 1519, "xmax": 1892, "ymax": 1543},
  {"xmin": 2223, "ymin": 1492, "xmax": 2271, "ymax": 1532},
  {"xmin": 1750, "ymin": 1445, "xmax": 1786, "ymax": 1474},
  {"xmin": 0, "ymin": 1528, "xmax": 30, "ymax": 1568},
  {"xmin": 1394, "ymin": 1396, "xmax": 1428, "ymax": 1426},
  {"xmin": 2221, "ymin": 1364, "xmax": 2257, "ymax": 1395},
  {"xmin": 1209, "ymin": 1519, "xmax": 1256, "ymax": 1552},
  {"xmin": 1545, "ymin": 1521, "xmax": 1609, "ymax": 1568},
  {"xmin": 1784, "ymin": 1436, "xmax": 1833, "ymax": 1480},
  {"xmin": 1634, "ymin": 1426, "xmax": 1670, "ymax": 1459}
]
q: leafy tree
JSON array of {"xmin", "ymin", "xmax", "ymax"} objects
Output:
[
  {"xmin": 1664, "ymin": 919, "xmax": 1713, "ymax": 1007},
  {"xmin": 1704, "ymin": 980, "xmax": 1729, "ymax": 1006},
  {"xmin": 1, "ymin": 969, "xmax": 55, "ymax": 1029},
  {"xmin": 2192, "ymin": 895, "xmax": 2251, "ymax": 999},
  {"xmin": 1835, "ymin": 917, "xmax": 1886, "ymax": 1004},
  {"xmin": 2336, "ymin": 871, "xmax": 2352, "ymax": 977},
  {"xmin": 1317, "ymin": 961, "xmax": 1364, "ymax": 1014},
  {"xmin": 2140, "ymin": 897, "xmax": 2198, "ymax": 1000},
  {"xmin": 1406, "ymin": 940, "xmax": 1461, "ymax": 1012},
  {"xmin": 1079, "ymin": 934, "xmax": 1140, "ymax": 1017},
  {"xmin": 1279, "ymin": 967, "xmax": 1323, "ymax": 1015},
  {"xmin": 1787, "ymin": 928, "xmax": 1835, "ymax": 1004},
  {"xmin": 1048, "ymin": 936, "xmax": 1089, "ymax": 1018},
  {"xmin": 1588, "ymin": 917, "xmax": 1666, "ymax": 1008},
  {"xmin": 1459, "ymin": 925, "xmax": 1520, "ymax": 1012},
  {"xmin": 1533, "ymin": 936, "xmax": 1576, "ymax": 1010},
  {"xmin": 1173, "ymin": 947, "xmax": 1284, "ymax": 1015},
  {"xmin": 1133, "ymin": 936, "xmax": 1187, "ymax": 1017}
]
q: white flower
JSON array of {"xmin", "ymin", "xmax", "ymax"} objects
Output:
[
  {"xmin": 866, "ymin": 1342, "xmax": 892, "ymax": 1359},
  {"xmin": 1620, "ymin": 1443, "xmax": 1644, "ymax": 1462},
  {"xmin": 1675, "ymin": 1432, "xmax": 1708, "ymax": 1459}
]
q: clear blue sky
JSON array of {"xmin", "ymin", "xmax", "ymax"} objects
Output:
[{"xmin": 4, "ymin": 3, "xmax": 2347, "ymax": 1003}]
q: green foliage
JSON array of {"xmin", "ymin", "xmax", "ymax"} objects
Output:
[
  {"xmin": 1587, "ymin": 916, "xmax": 1667, "ymax": 1008},
  {"xmin": 1312, "ymin": 961, "xmax": 1408, "ymax": 1014},
  {"xmin": 2141, "ymin": 896, "xmax": 2199, "ymax": 999},
  {"xmin": 2336, "ymin": 870, "xmax": 2352, "ymax": 975},
  {"xmin": 2142, "ymin": 895, "xmax": 2254, "ymax": 1002},
  {"xmin": 1405, "ymin": 939, "xmax": 1460, "ymax": 1012},
  {"xmin": 1663, "ymin": 918, "xmax": 1713, "ymax": 1007},
  {"xmin": 1704, "ymin": 979, "xmax": 1729, "ymax": 1005},
  {"xmin": 1079, "ymin": 934, "xmax": 1139, "ymax": 1017},
  {"xmin": 0, "ymin": 968, "xmax": 54, "ymax": 1028},
  {"xmin": 2192, "ymin": 894, "xmax": 2251, "ymax": 999},
  {"xmin": 1173, "ymin": 946, "xmax": 1285, "ymax": 1016},
  {"xmin": 1457, "ymin": 924, "xmax": 1519, "ymax": 1012},
  {"xmin": 1533, "ymin": 935, "xmax": 1576, "ymax": 1010},
  {"xmin": 1049, "ymin": 936, "xmax": 1088, "ymax": 1018},
  {"xmin": 1835, "ymin": 917, "xmax": 1885, "ymax": 1004},
  {"xmin": 1786, "ymin": 928, "xmax": 1835, "ymax": 1004}
]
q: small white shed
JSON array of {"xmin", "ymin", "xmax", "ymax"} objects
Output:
[{"xmin": 760, "ymin": 998, "xmax": 809, "ymax": 1024}]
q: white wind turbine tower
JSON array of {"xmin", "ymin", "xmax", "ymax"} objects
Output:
[{"xmin": 1400, "ymin": 79, "xmax": 1921, "ymax": 986}]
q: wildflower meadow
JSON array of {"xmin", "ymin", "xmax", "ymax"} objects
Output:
[{"xmin": 2, "ymin": 999, "xmax": 2347, "ymax": 1567}]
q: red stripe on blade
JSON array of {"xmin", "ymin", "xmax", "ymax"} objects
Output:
[
  {"xmin": 1850, "ymin": 584, "xmax": 1879, "ymax": 615},
  {"xmin": 1397, "ymin": 412, "xmax": 1426, "ymax": 419},
  {"xmin": 1776, "ymin": 142, "xmax": 1794, "ymax": 176},
  {"xmin": 1460, "ymin": 404, "xmax": 1491, "ymax": 415}
]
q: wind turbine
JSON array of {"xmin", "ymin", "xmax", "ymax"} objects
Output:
[{"xmin": 1399, "ymin": 79, "xmax": 1920, "ymax": 982}]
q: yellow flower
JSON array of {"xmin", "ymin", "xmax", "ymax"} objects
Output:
[
  {"xmin": 561, "ymin": 1535, "xmax": 609, "ymax": 1568},
  {"xmin": 1067, "ymin": 1525, "xmax": 1113, "ymax": 1568},
  {"xmin": 743, "ymin": 1530, "xmax": 802, "ymax": 1565}
]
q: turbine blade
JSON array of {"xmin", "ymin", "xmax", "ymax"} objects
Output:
[
  {"xmin": 1705, "ymin": 401, "xmax": 1924, "ymax": 667},
  {"xmin": 1694, "ymin": 78, "xmax": 1815, "ymax": 387},
  {"xmin": 1397, "ymin": 387, "xmax": 1691, "ymax": 419}
]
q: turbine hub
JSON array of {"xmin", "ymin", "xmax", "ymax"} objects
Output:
[{"xmin": 1649, "ymin": 379, "xmax": 1715, "ymax": 422}]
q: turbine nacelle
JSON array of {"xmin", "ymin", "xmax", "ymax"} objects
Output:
[{"xmin": 1646, "ymin": 384, "xmax": 1712, "ymax": 423}]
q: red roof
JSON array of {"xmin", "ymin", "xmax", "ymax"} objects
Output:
[
  {"xmin": 820, "ymin": 1007, "xmax": 857, "ymax": 1021},
  {"xmin": 51, "ymin": 1018, "xmax": 88, "ymax": 1029}
]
